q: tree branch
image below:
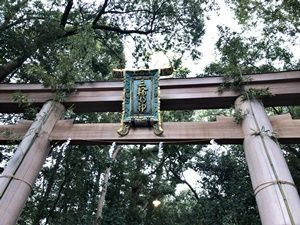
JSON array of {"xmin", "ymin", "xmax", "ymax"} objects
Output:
[
  {"xmin": 170, "ymin": 169, "xmax": 200, "ymax": 201},
  {"xmin": 44, "ymin": 174, "xmax": 68, "ymax": 224},
  {"xmin": 104, "ymin": 9, "xmax": 152, "ymax": 15},
  {"xmin": 147, "ymin": 157, "xmax": 167, "ymax": 176},
  {"xmin": 0, "ymin": 56, "xmax": 29, "ymax": 82},
  {"xmin": 271, "ymin": 106, "xmax": 282, "ymax": 115},
  {"xmin": 92, "ymin": 24, "xmax": 157, "ymax": 35},
  {"xmin": 0, "ymin": 26, "xmax": 79, "ymax": 83},
  {"xmin": 61, "ymin": 28, "xmax": 80, "ymax": 37},
  {"xmin": 60, "ymin": 0, "xmax": 74, "ymax": 28},
  {"xmin": 92, "ymin": 0, "xmax": 109, "ymax": 27}
]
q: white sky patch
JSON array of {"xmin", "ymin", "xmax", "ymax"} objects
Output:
[
  {"xmin": 175, "ymin": 140, "xmax": 228, "ymax": 195},
  {"xmin": 186, "ymin": 0, "xmax": 241, "ymax": 75},
  {"xmin": 175, "ymin": 168, "xmax": 201, "ymax": 194},
  {"xmin": 124, "ymin": 0, "xmax": 300, "ymax": 75},
  {"xmin": 124, "ymin": 0, "xmax": 241, "ymax": 75}
]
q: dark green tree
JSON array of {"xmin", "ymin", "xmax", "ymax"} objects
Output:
[{"xmin": 0, "ymin": 0, "xmax": 208, "ymax": 83}]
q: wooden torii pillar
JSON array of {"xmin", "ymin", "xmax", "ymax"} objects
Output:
[
  {"xmin": 0, "ymin": 101, "xmax": 65, "ymax": 225},
  {"xmin": 235, "ymin": 98, "xmax": 300, "ymax": 225}
]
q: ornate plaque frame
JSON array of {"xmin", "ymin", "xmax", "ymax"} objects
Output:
[{"xmin": 116, "ymin": 69, "xmax": 166, "ymax": 136}]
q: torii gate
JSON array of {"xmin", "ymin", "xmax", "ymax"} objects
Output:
[{"xmin": 1, "ymin": 70, "xmax": 300, "ymax": 225}]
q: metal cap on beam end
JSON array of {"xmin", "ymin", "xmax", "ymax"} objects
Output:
[
  {"xmin": 160, "ymin": 67, "xmax": 173, "ymax": 76},
  {"xmin": 112, "ymin": 69, "xmax": 124, "ymax": 79}
]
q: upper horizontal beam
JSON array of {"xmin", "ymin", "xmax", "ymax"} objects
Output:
[
  {"xmin": 1, "ymin": 70, "xmax": 300, "ymax": 113},
  {"xmin": 0, "ymin": 114, "xmax": 299, "ymax": 145}
]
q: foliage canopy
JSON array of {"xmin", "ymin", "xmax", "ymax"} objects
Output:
[{"xmin": 0, "ymin": 1, "xmax": 300, "ymax": 225}]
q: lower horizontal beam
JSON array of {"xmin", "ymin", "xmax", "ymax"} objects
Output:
[{"xmin": 0, "ymin": 114, "xmax": 299, "ymax": 145}]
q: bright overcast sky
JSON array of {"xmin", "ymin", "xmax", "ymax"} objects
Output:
[{"xmin": 124, "ymin": 0, "xmax": 240, "ymax": 75}]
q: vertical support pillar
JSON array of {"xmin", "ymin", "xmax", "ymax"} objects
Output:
[
  {"xmin": 235, "ymin": 97, "xmax": 300, "ymax": 225},
  {"xmin": 0, "ymin": 101, "xmax": 65, "ymax": 225}
]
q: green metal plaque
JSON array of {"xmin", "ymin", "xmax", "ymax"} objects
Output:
[{"xmin": 115, "ymin": 68, "xmax": 172, "ymax": 136}]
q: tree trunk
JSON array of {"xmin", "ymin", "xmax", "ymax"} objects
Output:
[
  {"xmin": 0, "ymin": 54, "xmax": 30, "ymax": 83},
  {"xmin": 32, "ymin": 146, "xmax": 65, "ymax": 225},
  {"xmin": 95, "ymin": 144, "xmax": 120, "ymax": 225}
]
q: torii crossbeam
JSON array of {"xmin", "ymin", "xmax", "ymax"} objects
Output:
[{"xmin": 1, "ymin": 70, "xmax": 300, "ymax": 225}]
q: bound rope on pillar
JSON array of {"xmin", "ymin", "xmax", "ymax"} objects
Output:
[
  {"xmin": 0, "ymin": 175, "xmax": 33, "ymax": 190},
  {"xmin": 254, "ymin": 180, "xmax": 296, "ymax": 196},
  {"xmin": 0, "ymin": 137, "xmax": 72, "ymax": 196}
]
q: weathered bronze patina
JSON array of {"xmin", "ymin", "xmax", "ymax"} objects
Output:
[{"xmin": 115, "ymin": 68, "xmax": 172, "ymax": 136}]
